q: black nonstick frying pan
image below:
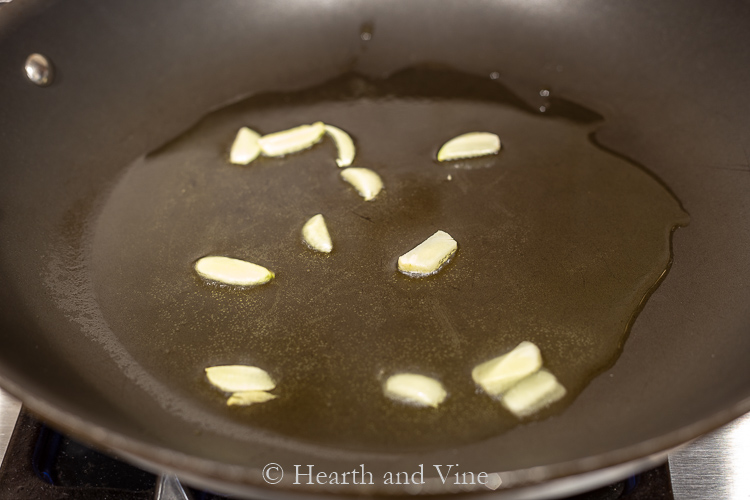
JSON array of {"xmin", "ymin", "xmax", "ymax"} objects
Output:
[{"xmin": 0, "ymin": 0, "xmax": 749, "ymax": 498}]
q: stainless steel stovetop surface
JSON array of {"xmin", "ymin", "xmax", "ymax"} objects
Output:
[
  {"xmin": 0, "ymin": 387, "xmax": 747, "ymax": 499},
  {"xmin": 0, "ymin": 389, "xmax": 19, "ymax": 466},
  {"xmin": 668, "ymin": 411, "xmax": 750, "ymax": 500}
]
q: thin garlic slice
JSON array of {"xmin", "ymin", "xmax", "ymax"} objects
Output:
[
  {"xmin": 501, "ymin": 369, "xmax": 566, "ymax": 418},
  {"xmin": 397, "ymin": 230, "xmax": 457, "ymax": 276},
  {"xmin": 229, "ymin": 127, "xmax": 261, "ymax": 165},
  {"xmin": 472, "ymin": 341, "xmax": 543, "ymax": 396},
  {"xmin": 227, "ymin": 390, "xmax": 277, "ymax": 406},
  {"xmin": 437, "ymin": 132, "xmax": 501, "ymax": 162},
  {"xmin": 205, "ymin": 365, "xmax": 276, "ymax": 392},
  {"xmin": 258, "ymin": 121, "xmax": 325, "ymax": 157},
  {"xmin": 340, "ymin": 167, "xmax": 383, "ymax": 201},
  {"xmin": 384, "ymin": 373, "xmax": 447, "ymax": 408},
  {"xmin": 302, "ymin": 214, "xmax": 332, "ymax": 253},
  {"xmin": 194, "ymin": 256, "xmax": 274, "ymax": 286},
  {"xmin": 324, "ymin": 124, "xmax": 355, "ymax": 167}
]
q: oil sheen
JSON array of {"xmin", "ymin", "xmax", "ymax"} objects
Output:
[{"xmin": 88, "ymin": 68, "xmax": 689, "ymax": 450}]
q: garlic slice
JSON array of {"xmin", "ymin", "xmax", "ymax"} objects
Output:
[
  {"xmin": 324, "ymin": 124, "xmax": 356, "ymax": 167},
  {"xmin": 302, "ymin": 214, "xmax": 332, "ymax": 253},
  {"xmin": 258, "ymin": 121, "xmax": 325, "ymax": 157},
  {"xmin": 229, "ymin": 127, "xmax": 261, "ymax": 165},
  {"xmin": 397, "ymin": 230, "xmax": 457, "ymax": 276},
  {"xmin": 227, "ymin": 390, "xmax": 277, "ymax": 406},
  {"xmin": 340, "ymin": 167, "xmax": 383, "ymax": 201},
  {"xmin": 501, "ymin": 369, "xmax": 566, "ymax": 418},
  {"xmin": 384, "ymin": 373, "xmax": 447, "ymax": 408},
  {"xmin": 205, "ymin": 365, "xmax": 276, "ymax": 392},
  {"xmin": 472, "ymin": 341, "xmax": 543, "ymax": 396},
  {"xmin": 194, "ymin": 256, "xmax": 274, "ymax": 286},
  {"xmin": 437, "ymin": 132, "xmax": 501, "ymax": 162}
]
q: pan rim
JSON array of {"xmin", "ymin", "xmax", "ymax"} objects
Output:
[
  {"xmin": 2, "ymin": 372, "xmax": 749, "ymax": 497},
  {"xmin": 1, "ymin": 0, "xmax": 749, "ymax": 496}
]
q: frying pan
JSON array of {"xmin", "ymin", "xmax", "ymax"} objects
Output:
[{"xmin": 0, "ymin": 0, "xmax": 749, "ymax": 498}]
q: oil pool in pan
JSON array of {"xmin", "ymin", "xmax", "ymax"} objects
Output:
[{"xmin": 87, "ymin": 68, "xmax": 688, "ymax": 450}]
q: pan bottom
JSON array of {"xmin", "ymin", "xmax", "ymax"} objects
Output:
[{"xmin": 60, "ymin": 68, "xmax": 688, "ymax": 451}]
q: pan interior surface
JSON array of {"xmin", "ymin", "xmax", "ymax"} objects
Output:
[
  {"xmin": 0, "ymin": 0, "xmax": 749, "ymax": 496},
  {"xmin": 72, "ymin": 68, "xmax": 686, "ymax": 451}
]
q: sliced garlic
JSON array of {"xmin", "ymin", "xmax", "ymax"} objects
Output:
[
  {"xmin": 501, "ymin": 369, "xmax": 566, "ymax": 418},
  {"xmin": 397, "ymin": 230, "xmax": 457, "ymax": 276},
  {"xmin": 340, "ymin": 167, "xmax": 383, "ymax": 201},
  {"xmin": 302, "ymin": 214, "xmax": 332, "ymax": 253},
  {"xmin": 384, "ymin": 373, "xmax": 447, "ymax": 408},
  {"xmin": 437, "ymin": 132, "xmax": 501, "ymax": 162},
  {"xmin": 472, "ymin": 341, "xmax": 543, "ymax": 396},
  {"xmin": 324, "ymin": 124, "xmax": 356, "ymax": 167},
  {"xmin": 227, "ymin": 390, "xmax": 277, "ymax": 406},
  {"xmin": 258, "ymin": 121, "xmax": 325, "ymax": 157},
  {"xmin": 205, "ymin": 365, "xmax": 276, "ymax": 392},
  {"xmin": 194, "ymin": 256, "xmax": 274, "ymax": 286},
  {"xmin": 229, "ymin": 127, "xmax": 261, "ymax": 165}
]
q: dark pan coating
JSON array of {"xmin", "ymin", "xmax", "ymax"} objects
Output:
[
  {"xmin": 0, "ymin": 0, "xmax": 748, "ymax": 497},
  {"xmin": 87, "ymin": 69, "xmax": 685, "ymax": 450}
]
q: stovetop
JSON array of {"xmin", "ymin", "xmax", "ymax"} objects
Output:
[{"xmin": 0, "ymin": 389, "xmax": 746, "ymax": 500}]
